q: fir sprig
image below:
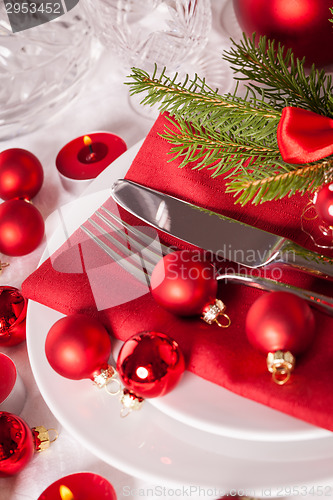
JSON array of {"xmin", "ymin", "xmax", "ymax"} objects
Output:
[
  {"xmin": 223, "ymin": 34, "xmax": 333, "ymax": 117},
  {"xmin": 127, "ymin": 34, "xmax": 333, "ymax": 205}
]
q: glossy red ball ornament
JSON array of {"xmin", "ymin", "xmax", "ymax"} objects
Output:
[
  {"xmin": 45, "ymin": 314, "xmax": 114, "ymax": 386},
  {"xmin": 233, "ymin": 0, "xmax": 333, "ymax": 67},
  {"xmin": 0, "ymin": 287, "xmax": 27, "ymax": 346},
  {"xmin": 0, "ymin": 411, "xmax": 34, "ymax": 477},
  {"xmin": 151, "ymin": 251, "xmax": 217, "ymax": 316},
  {"xmin": 117, "ymin": 331, "xmax": 185, "ymax": 400},
  {"xmin": 151, "ymin": 251, "xmax": 230, "ymax": 327},
  {"xmin": 246, "ymin": 291, "xmax": 315, "ymax": 384},
  {"xmin": 0, "ymin": 199, "xmax": 44, "ymax": 256},
  {"xmin": 0, "ymin": 412, "xmax": 54, "ymax": 477},
  {"xmin": 314, "ymin": 182, "xmax": 333, "ymax": 226},
  {"xmin": 0, "ymin": 148, "xmax": 43, "ymax": 201}
]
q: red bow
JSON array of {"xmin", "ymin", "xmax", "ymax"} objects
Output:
[{"xmin": 277, "ymin": 107, "xmax": 333, "ymax": 164}]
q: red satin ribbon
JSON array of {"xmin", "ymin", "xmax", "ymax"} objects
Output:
[{"xmin": 277, "ymin": 106, "xmax": 333, "ymax": 164}]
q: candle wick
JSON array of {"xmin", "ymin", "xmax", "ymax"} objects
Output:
[
  {"xmin": 86, "ymin": 142, "xmax": 97, "ymax": 162},
  {"xmin": 86, "ymin": 152, "xmax": 97, "ymax": 162}
]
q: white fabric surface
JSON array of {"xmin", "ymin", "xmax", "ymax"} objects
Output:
[{"xmin": 0, "ymin": 1, "xmax": 331, "ymax": 498}]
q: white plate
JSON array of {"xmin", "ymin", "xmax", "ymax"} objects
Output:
[{"xmin": 27, "ymin": 143, "xmax": 333, "ymax": 492}]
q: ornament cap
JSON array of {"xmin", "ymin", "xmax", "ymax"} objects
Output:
[
  {"xmin": 201, "ymin": 299, "xmax": 231, "ymax": 328},
  {"xmin": 32, "ymin": 426, "xmax": 58, "ymax": 452},
  {"xmin": 120, "ymin": 389, "xmax": 144, "ymax": 418},
  {"xmin": 0, "ymin": 261, "xmax": 9, "ymax": 275},
  {"xmin": 92, "ymin": 365, "xmax": 116, "ymax": 388},
  {"xmin": 266, "ymin": 350, "xmax": 295, "ymax": 385}
]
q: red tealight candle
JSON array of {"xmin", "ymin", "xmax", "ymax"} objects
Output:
[
  {"xmin": 56, "ymin": 132, "xmax": 127, "ymax": 193},
  {"xmin": 0, "ymin": 353, "xmax": 26, "ymax": 415},
  {"xmin": 37, "ymin": 472, "xmax": 117, "ymax": 500}
]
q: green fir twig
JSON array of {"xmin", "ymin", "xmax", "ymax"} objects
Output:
[{"xmin": 127, "ymin": 33, "xmax": 333, "ymax": 205}]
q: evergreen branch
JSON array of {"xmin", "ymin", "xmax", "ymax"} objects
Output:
[
  {"xmin": 226, "ymin": 159, "xmax": 333, "ymax": 205},
  {"xmin": 161, "ymin": 115, "xmax": 284, "ymax": 177},
  {"xmin": 125, "ymin": 34, "xmax": 333, "ymax": 205},
  {"xmin": 223, "ymin": 34, "xmax": 333, "ymax": 117},
  {"xmin": 127, "ymin": 66, "xmax": 281, "ymax": 123}
]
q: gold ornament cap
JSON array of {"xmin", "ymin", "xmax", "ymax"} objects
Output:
[
  {"xmin": 0, "ymin": 261, "xmax": 9, "ymax": 275},
  {"xmin": 120, "ymin": 389, "xmax": 144, "ymax": 418},
  {"xmin": 201, "ymin": 299, "xmax": 231, "ymax": 328},
  {"xmin": 32, "ymin": 426, "xmax": 58, "ymax": 452},
  {"xmin": 93, "ymin": 365, "xmax": 116, "ymax": 388},
  {"xmin": 266, "ymin": 350, "xmax": 295, "ymax": 385}
]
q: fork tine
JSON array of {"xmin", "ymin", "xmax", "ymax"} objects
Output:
[
  {"xmin": 87, "ymin": 217, "xmax": 157, "ymax": 276},
  {"xmin": 100, "ymin": 207, "xmax": 170, "ymax": 258},
  {"xmin": 81, "ymin": 224, "xmax": 150, "ymax": 286},
  {"xmin": 95, "ymin": 211, "xmax": 160, "ymax": 269}
]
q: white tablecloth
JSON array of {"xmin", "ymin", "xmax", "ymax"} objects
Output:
[{"xmin": 0, "ymin": 1, "xmax": 331, "ymax": 498}]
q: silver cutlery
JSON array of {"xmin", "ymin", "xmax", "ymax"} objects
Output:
[
  {"xmin": 111, "ymin": 180, "xmax": 333, "ymax": 280},
  {"xmin": 81, "ymin": 206, "xmax": 333, "ymax": 316}
]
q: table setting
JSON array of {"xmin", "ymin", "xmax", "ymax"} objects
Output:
[{"xmin": 1, "ymin": 1, "xmax": 333, "ymax": 499}]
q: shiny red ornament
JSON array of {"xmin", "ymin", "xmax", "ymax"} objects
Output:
[
  {"xmin": 117, "ymin": 331, "xmax": 185, "ymax": 399},
  {"xmin": 0, "ymin": 412, "xmax": 55, "ymax": 477},
  {"xmin": 0, "ymin": 412, "xmax": 34, "ymax": 477},
  {"xmin": 150, "ymin": 250, "xmax": 230, "ymax": 327},
  {"xmin": 314, "ymin": 182, "xmax": 333, "ymax": 226},
  {"xmin": 245, "ymin": 291, "xmax": 315, "ymax": 384},
  {"xmin": 0, "ymin": 286, "xmax": 27, "ymax": 346},
  {"xmin": 0, "ymin": 199, "xmax": 44, "ymax": 256},
  {"xmin": 45, "ymin": 314, "xmax": 114, "ymax": 386},
  {"xmin": 232, "ymin": 0, "xmax": 333, "ymax": 67},
  {"xmin": 0, "ymin": 148, "xmax": 43, "ymax": 201}
]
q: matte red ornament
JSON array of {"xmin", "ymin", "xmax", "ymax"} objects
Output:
[
  {"xmin": 0, "ymin": 148, "xmax": 43, "ymax": 201},
  {"xmin": 150, "ymin": 250, "xmax": 230, "ymax": 327},
  {"xmin": 117, "ymin": 331, "xmax": 185, "ymax": 399},
  {"xmin": 314, "ymin": 182, "xmax": 333, "ymax": 227},
  {"xmin": 232, "ymin": 0, "xmax": 333, "ymax": 67},
  {"xmin": 0, "ymin": 286, "xmax": 27, "ymax": 346},
  {"xmin": 245, "ymin": 291, "xmax": 315, "ymax": 384},
  {"xmin": 45, "ymin": 314, "xmax": 114, "ymax": 386},
  {"xmin": 0, "ymin": 411, "xmax": 34, "ymax": 477},
  {"xmin": 0, "ymin": 199, "xmax": 44, "ymax": 256}
]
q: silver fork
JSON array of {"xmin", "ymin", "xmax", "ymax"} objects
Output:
[{"xmin": 81, "ymin": 206, "xmax": 333, "ymax": 316}]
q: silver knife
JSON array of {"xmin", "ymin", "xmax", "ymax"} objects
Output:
[{"xmin": 111, "ymin": 180, "xmax": 333, "ymax": 279}]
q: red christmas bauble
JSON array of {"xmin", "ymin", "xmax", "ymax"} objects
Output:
[
  {"xmin": 233, "ymin": 0, "xmax": 333, "ymax": 67},
  {"xmin": 245, "ymin": 291, "xmax": 315, "ymax": 355},
  {"xmin": 150, "ymin": 250, "xmax": 217, "ymax": 316},
  {"xmin": 0, "ymin": 148, "xmax": 43, "ymax": 201},
  {"xmin": 0, "ymin": 287, "xmax": 27, "ymax": 346},
  {"xmin": 45, "ymin": 314, "xmax": 112, "ymax": 382},
  {"xmin": 314, "ymin": 182, "xmax": 333, "ymax": 226},
  {"xmin": 0, "ymin": 411, "xmax": 34, "ymax": 477},
  {"xmin": 0, "ymin": 199, "xmax": 44, "ymax": 256},
  {"xmin": 117, "ymin": 331, "xmax": 185, "ymax": 399}
]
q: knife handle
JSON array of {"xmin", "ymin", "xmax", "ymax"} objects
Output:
[
  {"xmin": 275, "ymin": 240, "xmax": 333, "ymax": 279},
  {"xmin": 218, "ymin": 273, "xmax": 333, "ymax": 316}
]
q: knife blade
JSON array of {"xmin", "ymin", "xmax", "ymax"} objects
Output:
[{"xmin": 111, "ymin": 179, "xmax": 333, "ymax": 279}]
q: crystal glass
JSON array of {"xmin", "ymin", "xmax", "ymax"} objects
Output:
[
  {"xmin": 82, "ymin": 0, "xmax": 212, "ymax": 72},
  {"xmin": 0, "ymin": 6, "xmax": 96, "ymax": 140}
]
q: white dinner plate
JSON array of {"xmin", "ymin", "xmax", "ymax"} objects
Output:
[{"xmin": 27, "ymin": 143, "xmax": 333, "ymax": 492}]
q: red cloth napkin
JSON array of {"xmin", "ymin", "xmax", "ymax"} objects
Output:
[{"xmin": 22, "ymin": 114, "xmax": 333, "ymax": 432}]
